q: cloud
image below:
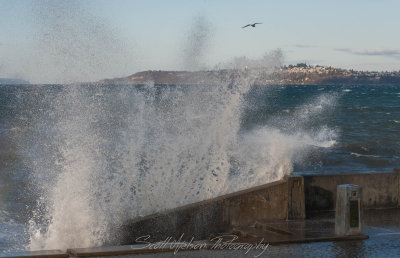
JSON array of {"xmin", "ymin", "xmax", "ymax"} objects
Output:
[{"xmin": 335, "ymin": 48, "xmax": 400, "ymax": 59}]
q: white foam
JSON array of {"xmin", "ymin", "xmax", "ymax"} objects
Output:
[{"xmin": 351, "ymin": 152, "xmax": 382, "ymax": 158}]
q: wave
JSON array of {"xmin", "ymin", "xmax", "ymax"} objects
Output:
[{"xmin": 13, "ymin": 71, "xmax": 338, "ymax": 251}]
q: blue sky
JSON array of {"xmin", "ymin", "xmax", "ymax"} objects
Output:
[{"xmin": 0, "ymin": 0, "xmax": 399, "ymax": 83}]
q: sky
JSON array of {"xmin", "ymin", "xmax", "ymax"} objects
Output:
[{"xmin": 0, "ymin": 0, "xmax": 399, "ymax": 84}]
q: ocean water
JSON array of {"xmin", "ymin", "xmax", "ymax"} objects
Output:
[{"xmin": 0, "ymin": 82, "xmax": 399, "ymax": 253}]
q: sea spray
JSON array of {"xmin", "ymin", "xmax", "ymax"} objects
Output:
[
  {"xmin": 27, "ymin": 0, "xmax": 134, "ymax": 84},
  {"xmin": 20, "ymin": 61, "xmax": 336, "ymax": 250},
  {"xmin": 226, "ymin": 94, "xmax": 337, "ymax": 189},
  {"xmin": 182, "ymin": 15, "xmax": 213, "ymax": 71}
]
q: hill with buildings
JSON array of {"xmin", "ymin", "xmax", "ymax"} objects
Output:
[{"xmin": 100, "ymin": 64, "xmax": 400, "ymax": 85}]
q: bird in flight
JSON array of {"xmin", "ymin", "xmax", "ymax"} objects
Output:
[{"xmin": 242, "ymin": 23, "xmax": 262, "ymax": 28}]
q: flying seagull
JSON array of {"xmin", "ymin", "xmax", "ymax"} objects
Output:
[{"xmin": 242, "ymin": 23, "xmax": 262, "ymax": 28}]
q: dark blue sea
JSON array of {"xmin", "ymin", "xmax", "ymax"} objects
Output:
[
  {"xmin": 0, "ymin": 83, "xmax": 399, "ymax": 252},
  {"xmin": 244, "ymin": 84, "xmax": 400, "ymax": 175}
]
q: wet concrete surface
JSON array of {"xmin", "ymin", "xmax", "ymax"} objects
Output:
[
  {"xmin": 2, "ymin": 209, "xmax": 399, "ymax": 257},
  {"xmin": 104, "ymin": 209, "xmax": 400, "ymax": 258}
]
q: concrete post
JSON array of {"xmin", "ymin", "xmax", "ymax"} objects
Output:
[
  {"xmin": 395, "ymin": 168, "xmax": 400, "ymax": 208},
  {"xmin": 335, "ymin": 184, "xmax": 363, "ymax": 236},
  {"xmin": 287, "ymin": 176, "xmax": 305, "ymax": 219}
]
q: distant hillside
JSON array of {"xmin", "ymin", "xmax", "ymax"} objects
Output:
[
  {"xmin": 0, "ymin": 78, "xmax": 30, "ymax": 85},
  {"xmin": 100, "ymin": 65, "xmax": 400, "ymax": 85},
  {"xmin": 100, "ymin": 70, "xmax": 240, "ymax": 85}
]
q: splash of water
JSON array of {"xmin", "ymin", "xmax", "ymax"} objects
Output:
[
  {"xmin": 27, "ymin": 0, "xmax": 135, "ymax": 84},
  {"xmin": 0, "ymin": 0, "xmax": 338, "ymax": 251},
  {"xmin": 21, "ymin": 60, "xmax": 337, "ymax": 250},
  {"xmin": 182, "ymin": 15, "xmax": 213, "ymax": 71}
]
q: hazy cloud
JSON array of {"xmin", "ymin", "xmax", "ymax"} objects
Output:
[{"xmin": 335, "ymin": 48, "xmax": 400, "ymax": 59}]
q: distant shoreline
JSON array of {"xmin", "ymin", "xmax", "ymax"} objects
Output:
[
  {"xmin": 100, "ymin": 65, "xmax": 400, "ymax": 85},
  {"xmin": 0, "ymin": 78, "xmax": 30, "ymax": 85},
  {"xmin": 3, "ymin": 65, "xmax": 400, "ymax": 86}
]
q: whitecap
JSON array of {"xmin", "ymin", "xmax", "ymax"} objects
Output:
[{"xmin": 351, "ymin": 152, "xmax": 382, "ymax": 158}]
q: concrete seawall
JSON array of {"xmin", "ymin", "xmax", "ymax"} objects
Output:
[
  {"xmin": 304, "ymin": 169, "xmax": 400, "ymax": 214},
  {"xmin": 120, "ymin": 176, "xmax": 305, "ymax": 244},
  {"xmin": 121, "ymin": 169, "xmax": 399, "ymax": 244}
]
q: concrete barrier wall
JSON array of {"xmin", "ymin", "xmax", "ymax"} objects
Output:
[
  {"xmin": 120, "ymin": 177, "xmax": 305, "ymax": 244},
  {"xmin": 304, "ymin": 169, "xmax": 400, "ymax": 214},
  {"xmin": 120, "ymin": 169, "xmax": 399, "ymax": 244}
]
